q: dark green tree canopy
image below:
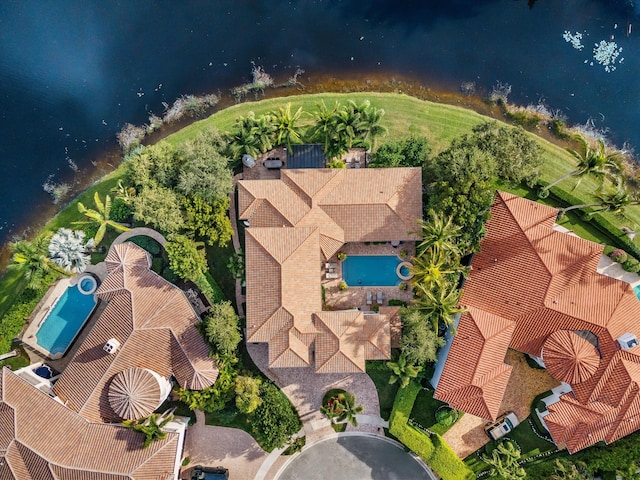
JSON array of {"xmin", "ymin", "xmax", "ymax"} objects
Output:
[{"xmin": 369, "ymin": 136, "xmax": 431, "ymax": 168}]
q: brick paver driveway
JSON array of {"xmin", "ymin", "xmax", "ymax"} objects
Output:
[{"xmin": 274, "ymin": 433, "xmax": 436, "ymax": 480}]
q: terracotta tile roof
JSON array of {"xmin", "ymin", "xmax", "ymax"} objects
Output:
[
  {"xmin": 542, "ymin": 330, "xmax": 601, "ymax": 384},
  {"xmin": 53, "ymin": 242, "xmax": 218, "ymax": 422},
  {"xmin": 0, "ymin": 368, "xmax": 178, "ymax": 479},
  {"xmin": 241, "ymin": 168, "xmax": 421, "ymax": 371},
  {"xmin": 438, "ymin": 191, "xmax": 640, "ymax": 452},
  {"xmin": 108, "ymin": 368, "xmax": 164, "ymax": 420},
  {"xmin": 434, "ymin": 307, "xmax": 515, "ymax": 420}
]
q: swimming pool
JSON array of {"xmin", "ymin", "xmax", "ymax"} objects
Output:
[
  {"xmin": 35, "ymin": 284, "xmax": 97, "ymax": 356},
  {"xmin": 634, "ymin": 284, "xmax": 640, "ymax": 301},
  {"xmin": 342, "ymin": 255, "xmax": 403, "ymax": 286}
]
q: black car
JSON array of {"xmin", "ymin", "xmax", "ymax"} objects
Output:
[{"xmin": 190, "ymin": 465, "xmax": 229, "ymax": 480}]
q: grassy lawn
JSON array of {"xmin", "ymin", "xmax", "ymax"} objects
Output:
[
  {"xmin": 409, "ymin": 388, "xmax": 461, "ymax": 435},
  {"xmin": 365, "ymin": 360, "xmax": 399, "ymax": 421},
  {"xmin": 0, "ymin": 342, "xmax": 30, "ymax": 370},
  {"xmin": 0, "ymin": 269, "xmax": 26, "ymax": 320}
]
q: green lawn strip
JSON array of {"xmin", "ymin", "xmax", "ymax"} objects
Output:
[
  {"xmin": 502, "ymin": 420, "xmax": 556, "ymax": 459},
  {"xmin": 0, "ymin": 270, "xmax": 26, "ymax": 321},
  {"xmin": 0, "ymin": 342, "xmax": 30, "ymax": 370},
  {"xmin": 365, "ymin": 361, "xmax": 399, "ymax": 421},
  {"xmin": 409, "ymin": 388, "xmax": 461, "ymax": 436},
  {"xmin": 389, "ymin": 381, "xmax": 473, "ymax": 480},
  {"xmin": 204, "ymin": 242, "xmax": 236, "ymax": 304}
]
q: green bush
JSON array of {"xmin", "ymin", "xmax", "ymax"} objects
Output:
[
  {"xmin": 622, "ymin": 258, "xmax": 640, "ymax": 273},
  {"xmin": 430, "ymin": 434, "xmax": 474, "ymax": 480},
  {"xmin": 250, "ymin": 382, "xmax": 301, "ymax": 452},
  {"xmin": 338, "ymin": 280, "xmax": 348, "ymax": 291},
  {"xmin": 110, "ymin": 197, "xmax": 133, "ymax": 223},
  {"xmin": 603, "ymin": 245, "xmax": 617, "ymax": 256},
  {"xmin": 162, "ymin": 266, "xmax": 178, "ymax": 284},
  {"xmin": 435, "ymin": 407, "xmax": 457, "ymax": 427},
  {"xmin": 126, "ymin": 235, "xmax": 162, "ymax": 255},
  {"xmin": 389, "ymin": 299, "xmax": 408, "ymax": 307},
  {"xmin": 610, "ymin": 249, "xmax": 628, "ymax": 263},
  {"xmin": 282, "ymin": 436, "xmax": 305, "ymax": 455},
  {"xmin": 151, "ymin": 257, "xmax": 163, "ymax": 274}
]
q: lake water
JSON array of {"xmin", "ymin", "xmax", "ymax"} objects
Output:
[{"xmin": 1, "ymin": 0, "xmax": 639, "ymax": 250}]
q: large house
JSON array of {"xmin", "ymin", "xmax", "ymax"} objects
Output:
[
  {"xmin": 1, "ymin": 242, "xmax": 218, "ymax": 478},
  {"xmin": 238, "ymin": 167, "xmax": 422, "ymax": 372},
  {"xmin": 433, "ymin": 191, "xmax": 640, "ymax": 453}
]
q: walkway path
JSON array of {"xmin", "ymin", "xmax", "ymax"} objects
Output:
[
  {"xmin": 111, "ymin": 227, "xmax": 167, "ymax": 246},
  {"xmin": 181, "ymin": 410, "xmax": 269, "ymax": 480}
]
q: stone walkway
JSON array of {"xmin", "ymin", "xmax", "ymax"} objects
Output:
[
  {"xmin": 181, "ymin": 411, "xmax": 269, "ymax": 480},
  {"xmin": 111, "ymin": 227, "xmax": 167, "ymax": 246}
]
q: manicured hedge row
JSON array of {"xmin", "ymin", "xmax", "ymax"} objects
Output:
[
  {"xmin": 389, "ymin": 381, "xmax": 474, "ymax": 480},
  {"xmin": 541, "ymin": 183, "xmax": 640, "ymax": 261},
  {"xmin": 0, "ymin": 281, "xmax": 51, "ymax": 354}
]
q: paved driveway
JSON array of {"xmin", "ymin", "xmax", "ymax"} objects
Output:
[{"xmin": 274, "ymin": 433, "xmax": 436, "ymax": 480}]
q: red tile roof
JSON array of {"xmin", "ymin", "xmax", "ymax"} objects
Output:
[
  {"xmin": 0, "ymin": 368, "xmax": 178, "ymax": 479},
  {"xmin": 53, "ymin": 243, "xmax": 218, "ymax": 422},
  {"xmin": 436, "ymin": 191, "xmax": 640, "ymax": 452},
  {"xmin": 241, "ymin": 168, "xmax": 421, "ymax": 371}
]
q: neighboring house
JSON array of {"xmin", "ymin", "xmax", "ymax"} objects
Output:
[
  {"xmin": 238, "ymin": 167, "xmax": 422, "ymax": 372},
  {"xmin": 0, "ymin": 367, "xmax": 183, "ymax": 479},
  {"xmin": 1, "ymin": 242, "xmax": 218, "ymax": 478},
  {"xmin": 433, "ymin": 191, "xmax": 640, "ymax": 453}
]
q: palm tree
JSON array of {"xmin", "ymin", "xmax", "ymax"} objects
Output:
[
  {"xmin": 9, "ymin": 235, "xmax": 68, "ymax": 289},
  {"xmin": 48, "ymin": 228, "xmax": 94, "ymax": 273},
  {"xmin": 481, "ymin": 440, "xmax": 526, "ymax": 480},
  {"xmin": 387, "ymin": 354, "xmax": 422, "ymax": 388},
  {"xmin": 414, "ymin": 282, "xmax": 466, "ymax": 333},
  {"xmin": 359, "ymin": 103, "xmax": 388, "ymax": 150},
  {"xmin": 122, "ymin": 409, "xmax": 175, "ymax": 449},
  {"xmin": 415, "ymin": 210, "xmax": 462, "ymax": 257},
  {"xmin": 111, "ymin": 179, "xmax": 136, "ymax": 204},
  {"xmin": 74, "ymin": 192, "xmax": 130, "ymax": 245},
  {"xmin": 253, "ymin": 113, "xmax": 276, "ymax": 153},
  {"xmin": 321, "ymin": 391, "xmax": 363, "ymax": 427},
  {"xmin": 333, "ymin": 101, "xmax": 363, "ymax": 149},
  {"xmin": 558, "ymin": 184, "xmax": 640, "ymax": 218},
  {"xmin": 539, "ymin": 135, "xmax": 621, "ymax": 197},
  {"xmin": 272, "ymin": 103, "xmax": 303, "ymax": 151},
  {"xmin": 307, "ymin": 100, "xmax": 340, "ymax": 151},
  {"xmin": 409, "ymin": 250, "xmax": 465, "ymax": 290},
  {"xmin": 227, "ymin": 112, "xmax": 261, "ymax": 158}
]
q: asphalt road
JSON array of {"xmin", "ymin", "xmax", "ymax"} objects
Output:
[{"xmin": 275, "ymin": 434, "xmax": 436, "ymax": 480}]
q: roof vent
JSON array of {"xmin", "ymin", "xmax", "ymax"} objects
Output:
[
  {"xmin": 618, "ymin": 333, "xmax": 638, "ymax": 350},
  {"xmin": 103, "ymin": 338, "xmax": 121, "ymax": 355}
]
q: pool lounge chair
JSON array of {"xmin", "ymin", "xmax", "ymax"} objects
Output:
[
  {"xmin": 326, "ymin": 272, "xmax": 339, "ymax": 279},
  {"xmin": 325, "ymin": 262, "xmax": 338, "ymax": 269},
  {"xmin": 376, "ymin": 291, "xmax": 385, "ymax": 304},
  {"xmin": 366, "ymin": 291, "xmax": 373, "ymax": 305}
]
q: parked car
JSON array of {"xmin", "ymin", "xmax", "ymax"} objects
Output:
[
  {"xmin": 190, "ymin": 465, "xmax": 229, "ymax": 480},
  {"xmin": 485, "ymin": 411, "xmax": 520, "ymax": 440}
]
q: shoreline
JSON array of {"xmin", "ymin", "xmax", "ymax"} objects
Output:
[{"xmin": 0, "ymin": 71, "xmax": 592, "ymax": 272}]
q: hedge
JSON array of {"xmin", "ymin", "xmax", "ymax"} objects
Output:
[{"xmin": 389, "ymin": 381, "xmax": 474, "ymax": 480}]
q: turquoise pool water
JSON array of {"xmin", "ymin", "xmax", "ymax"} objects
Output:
[
  {"xmin": 35, "ymin": 284, "xmax": 97, "ymax": 355},
  {"xmin": 634, "ymin": 285, "xmax": 640, "ymax": 301},
  {"xmin": 342, "ymin": 255, "xmax": 402, "ymax": 287}
]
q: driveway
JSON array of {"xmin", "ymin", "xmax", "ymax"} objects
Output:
[{"xmin": 274, "ymin": 433, "xmax": 436, "ymax": 480}]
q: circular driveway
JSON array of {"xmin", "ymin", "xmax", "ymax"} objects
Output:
[{"xmin": 275, "ymin": 434, "xmax": 436, "ymax": 480}]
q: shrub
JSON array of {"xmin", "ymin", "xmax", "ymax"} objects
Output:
[
  {"xmin": 126, "ymin": 235, "xmax": 162, "ymax": 256},
  {"xmin": 430, "ymin": 434, "xmax": 474, "ymax": 480},
  {"xmin": 282, "ymin": 436, "xmax": 305, "ymax": 455},
  {"xmin": 250, "ymin": 382, "xmax": 301, "ymax": 451},
  {"xmin": 388, "ymin": 299, "xmax": 408, "ymax": 307},
  {"xmin": 603, "ymin": 245, "xmax": 617, "ymax": 256},
  {"xmin": 151, "ymin": 257, "xmax": 163, "ymax": 274},
  {"xmin": 204, "ymin": 301, "xmax": 241, "ymax": 357},
  {"xmin": 110, "ymin": 197, "xmax": 132, "ymax": 223},
  {"xmin": 435, "ymin": 407, "xmax": 457, "ymax": 427},
  {"xmin": 338, "ymin": 281, "xmax": 348, "ymax": 291},
  {"xmin": 398, "ymin": 282, "xmax": 408, "ymax": 291},
  {"xmin": 610, "ymin": 249, "xmax": 628, "ymax": 263},
  {"xmin": 337, "ymin": 252, "xmax": 347, "ymax": 261},
  {"xmin": 622, "ymin": 258, "xmax": 640, "ymax": 273},
  {"xmin": 165, "ymin": 234, "xmax": 206, "ymax": 280},
  {"xmin": 162, "ymin": 266, "xmax": 178, "ymax": 284},
  {"xmin": 234, "ymin": 376, "xmax": 262, "ymax": 414}
]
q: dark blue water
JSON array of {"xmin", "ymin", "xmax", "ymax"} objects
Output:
[{"xmin": 1, "ymin": 0, "xmax": 639, "ymax": 249}]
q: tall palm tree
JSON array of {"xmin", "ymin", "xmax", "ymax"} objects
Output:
[
  {"xmin": 253, "ymin": 113, "xmax": 276, "ymax": 153},
  {"xmin": 227, "ymin": 112, "xmax": 261, "ymax": 158},
  {"xmin": 9, "ymin": 235, "xmax": 69, "ymax": 290},
  {"xmin": 481, "ymin": 440, "xmax": 526, "ymax": 480},
  {"xmin": 321, "ymin": 391, "xmax": 363, "ymax": 427},
  {"xmin": 540, "ymin": 135, "xmax": 621, "ymax": 196},
  {"xmin": 272, "ymin": 103, "xmax": 303, "ymax": 151},
  {"xmin": 558, "ymin": 184, "xmax": 640, "ymax": 218},
  {"xmin": 414, "ymin": 282, "xmax": 465, "ymax": 333},
  {"xmin": 74, "ymin": 192, "xmax": 131, "ymax": 245},
  {"xmin": 415, "ymin": 210, "xmax": 462, "ymax": 257},
  {"xmin": 48, "ymin": 228, "xmax": 94, "ymax": 273},
  {"xmin": 307, "ymin": 100, "xmax": 340, "ymax": 151},
  {"xmin": 548, "ymin": 459, "xmax": 592, "ymax": 480},
  {"xmin": 410, "ymin": 250, "xmax": 465, "ymax": 290},
  {"xmin": 387, "ymin": 354, "xmax": 422, "ymax": 388},
  {"xmin": 359, "ymin": 103, "xmax": 388, "ymax": 150},
  {"xmin": 333, "ymin": 101, "xmax": 363, "ymax": 149}
]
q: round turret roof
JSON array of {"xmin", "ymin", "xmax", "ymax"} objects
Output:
[
  {"xmin": 543, "ymin": 330, "xmax": 600, "ymax": 384},
  {"xmin": 108, "ymin": 368, "xmax": 163, "ymax": 420}
]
